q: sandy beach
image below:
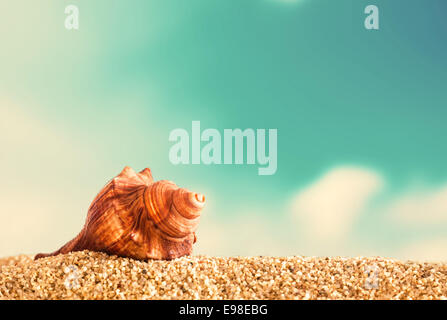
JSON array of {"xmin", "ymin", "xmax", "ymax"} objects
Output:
[{"xmin": 1, "ymin": 250, "xmax": 446, "ymax": 300}]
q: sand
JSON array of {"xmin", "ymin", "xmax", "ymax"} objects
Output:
[{"xmin": 1, "ymin": 250, "xmax": 447, "ymax": 300}]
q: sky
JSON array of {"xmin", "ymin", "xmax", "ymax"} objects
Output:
[{"xmin": 1, "ymin": 0, "xmax": 447, "ymax": 261}]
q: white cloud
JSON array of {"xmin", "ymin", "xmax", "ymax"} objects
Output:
[
  {"xmin": 385, "ymin": 186, "xmax": 447, "ymax": 225},
  {"xmin": 198, "ymin": 166, "xmax": 447, "ymax": 260},
  {"xmin": 289, "ymin": 166, "xmax": 447, "ymax": 261},
  {"xmin": 291, "ymin": 166, "xmax": 384, "ymax": 242}
]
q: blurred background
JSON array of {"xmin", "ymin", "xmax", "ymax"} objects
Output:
[{"xmin": 1, "ymin": 0, "xmax": 447, "ymax": 261}]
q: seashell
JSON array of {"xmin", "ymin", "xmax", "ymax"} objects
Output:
[{"xmin": 35, "ymin": 166, "xmax": 205, "ymax": 260}]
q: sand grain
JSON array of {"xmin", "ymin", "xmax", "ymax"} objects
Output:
[{"xmin": 1, "ymin": 251, "xmax": 447, "ymax": 300}]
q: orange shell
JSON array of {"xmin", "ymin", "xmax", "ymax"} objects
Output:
[{"xmin": 35, "ymin": 166, "xmax": 205, "ymax": 260}]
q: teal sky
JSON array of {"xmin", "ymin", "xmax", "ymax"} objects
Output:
[{"xmin": 1, "ymin": 0, "xmax": 447, "ymax": 260}]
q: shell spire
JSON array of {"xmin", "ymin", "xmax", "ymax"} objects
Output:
[{"xmin": 35, "ymin": 166, "xmax": 205, "ymax": 260}]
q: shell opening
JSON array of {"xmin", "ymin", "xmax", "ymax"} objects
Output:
[
  {"xmin": 172, "ymin": 188, "xmax": 205, "ymax": 220},
  {"xmin": 195, "ymin": 193, "xmax": 205, "ymax": 203},
  {"xmin": 187, "ymin": 191, "xmax": 206, "ymax": 212}
]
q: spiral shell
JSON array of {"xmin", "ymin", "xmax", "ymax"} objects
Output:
[{"xmin": 35, "ymin": 166, "xmax": 205, "ymax": 260}]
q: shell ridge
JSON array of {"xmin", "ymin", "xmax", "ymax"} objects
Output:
[{"xmin": 35, "ymin": 166, "xmax": 204, "ymax": 261}]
